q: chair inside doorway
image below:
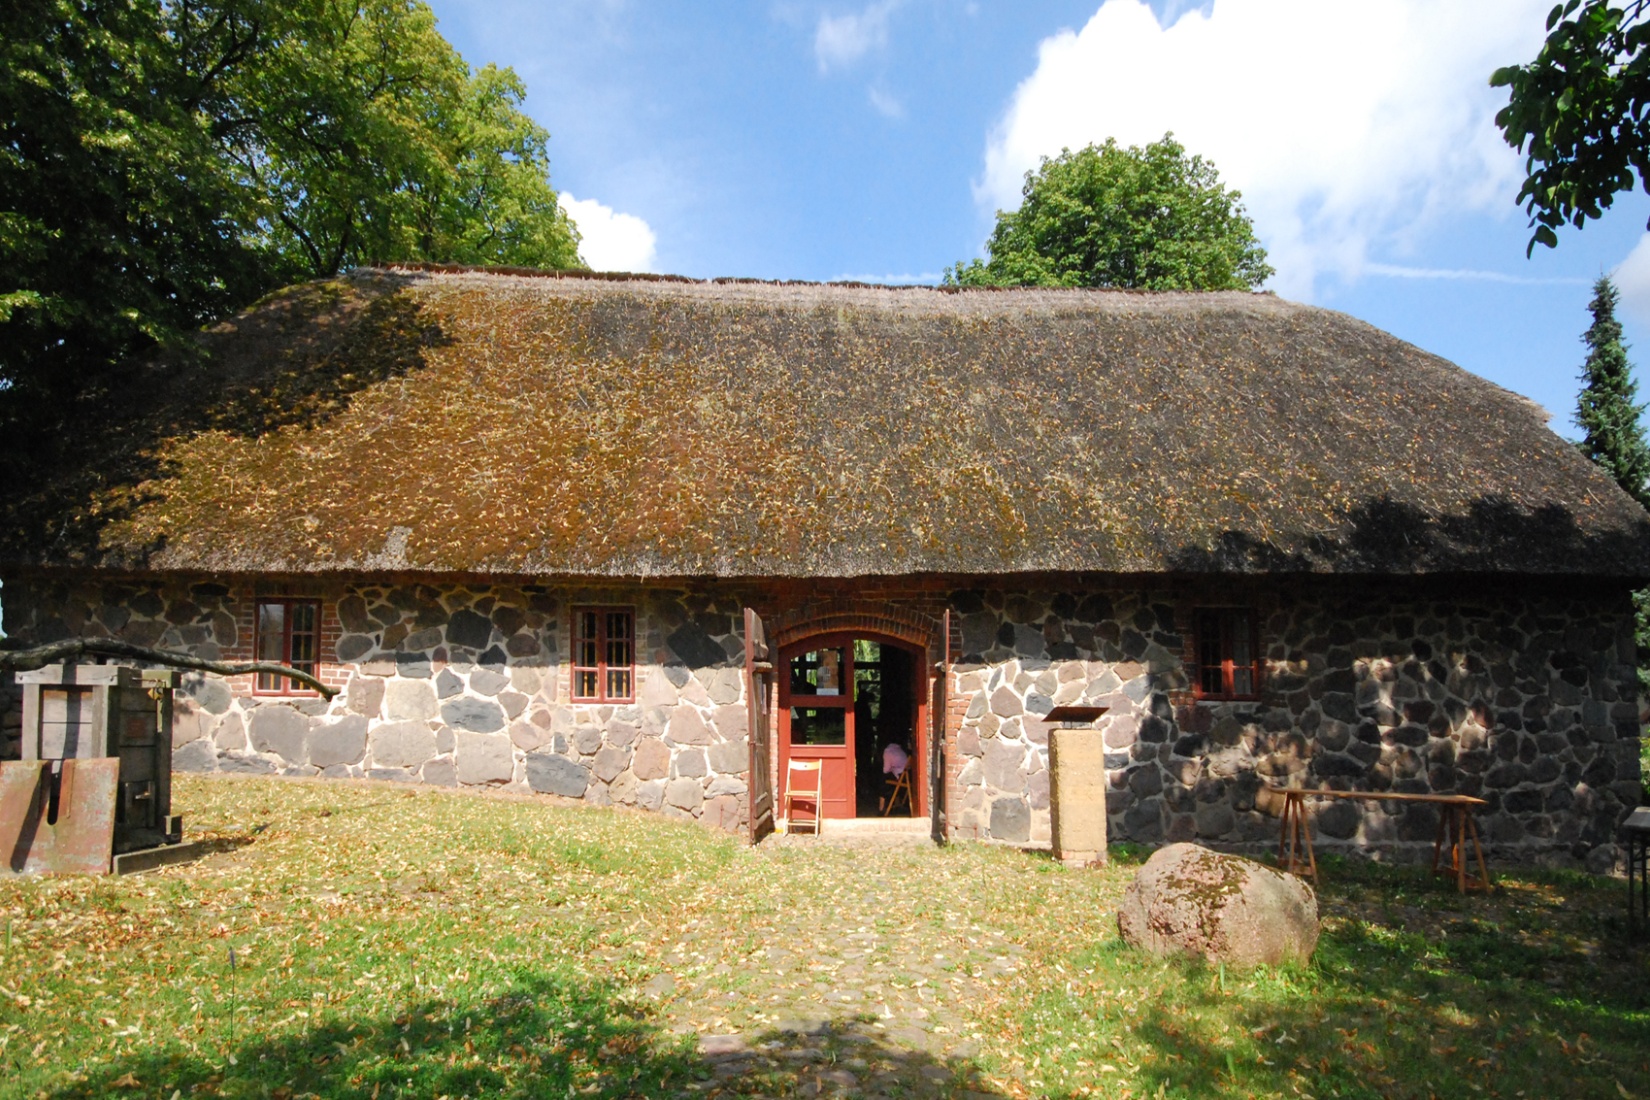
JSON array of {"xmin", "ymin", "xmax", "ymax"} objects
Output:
[
  {"xmin": 782, "ymin": 637, "xmax": 919, "ymax": 819},
  {"xmin": 852, "ymin": 641, "xmax": 917, "ymax": 816}
]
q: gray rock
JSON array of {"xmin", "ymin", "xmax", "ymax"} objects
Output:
[
  {"xmin": 455, "ymin": 732, "xmax": 514, "ymax": 785},
  {"xmin": 665, "ymin": 777, "xmax": 704, "ymax": 811},
  {"xmin": 526, "ymin": 752, "xmax": 590, "ymax": 798},
  {"xmin": 989, "ymin": 796, "xmax": 1031, "ymax": 842},
  {"xmin": 309, "ymin": 715, "xmax": 368, "ymax": 768},
  {"xmin": 633, "ymin": 737, "xmax": 671, "ymax": 780},
  {"xmin": 441, "ymin": 697, "xmax": 506, "ymax": 733},
  {"xmin": 712, "ymin": 705, "xmax": 747, "ymax": 741},
  {"xmin": 248, "ymin": 705, "xmax": 309, "ymax": 764},
  {"xmin": 186, "ymin": 677, "xmax": 233, "ymax": 716},
  {"xmin": 470, "ymin": 668, "xmax": 510, "ymax": 696},
  {"xmin": 213, "ymin": 713, "xmax": 247, "ymax": 752},
  {"xmin": 635, "ymin": 778, "xmax": 667, "ymax": 811},
  {"xmin": 667, "ymin": 707, "xmax": 714, "ymax": 746},
  {"xmin": 667, "ymin": 622, "xmax": 726, "ymax": 668},
  {"xmin": 675, "ymin": 748, "xmax": 708, "ymax": 778},
  {"xmin": 346, "ymin": 675, "xmax": 385, "ymax": 718},
  {"xmin": 337, "ymin": 634, "xmax": 374, "ymax": 662},
  {"xmin": 572, "ymin": 725, "xmax": 603, "ymax": 756},
  {"xmin": 593, "ymin": 743, "xmax": 631, "ymax": 783},
  {"xmin": 403, "ymin": 627, "xmax": 443, "ymax": 652},
  {"xmin": 172, "ymin": 738, "xmax": 217, "ymax": 773},
  {"xmin": 609, "ymin": 769, "xmax": 639, "ymax": 804},
  {"xmin": 706, "ymin": 774, "xmax": 748, "ymax": 798},
  {"xmin": 436, "ymin": 668, "xmax": 464, "ymax": 698},
  {"xmin": 447, "ymin": 609, "xmax": 494, "ymax": 650},
  {"xmin": 219, "ymin": 753, "xmax": 276, "ymax": 775},
  {"xmin": 989, "ymin": 686, "xmax": 1023, "ymax": 718},
  {"xmin": 983, "ymin": 737, "xmax": 1028, "ymax": 791},
  {"xmin": 706, "ymin": 668, "xmax": 743, "ymax": 705},
  {"xmin": 1118, "ymin": 843, "xmax": 1319, "ymax": 967},
  {"xmin": 708, "ymin": 738, "xmax": 749, "ymax": 773},
  {"xmin": 369, "ymin": 720, "xmax": 437, "ymax": 768},
  {"xmin": 499, "ymin": 691, "xmax": 529, "ymax": 720},
  {"xmin": 385, "ymin": 679, "xmax": 438, "ymax": 721},
  {"xmin": 420, "ymin": 757, "xmax": 458, "ymax": 787}
]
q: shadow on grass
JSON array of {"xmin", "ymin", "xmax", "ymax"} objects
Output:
[
  {"xmin": 42, "ymin": 967, "xmax": 1002, "ymax": 1100},
  {"xmin": 1038, "ymin": 868, "xmax": 1650, "ymax": 1100}
]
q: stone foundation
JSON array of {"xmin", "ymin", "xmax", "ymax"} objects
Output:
[{"xmin": 1, "ymin": 574, "xmax": 1640, "ymax": 866}]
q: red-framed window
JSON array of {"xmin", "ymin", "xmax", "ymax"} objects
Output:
[
  {"xmin": 254, "ymin": 598, "xmax": 320, "ymax": 694},
  {"xmin": 572, "ymin": 607, "xmax": 634, "ymax": 702},
  {"xmin": 1194, "ymin": 608, "xmax": 1260, "ymax": 700}
]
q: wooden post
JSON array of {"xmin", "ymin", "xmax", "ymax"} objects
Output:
[{"xmin": 1049, "ymin": 729, "xmax": 1107, "ymax": 868}]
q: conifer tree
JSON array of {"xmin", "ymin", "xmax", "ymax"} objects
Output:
[
  {"xmin": 1572, "ymin": 277, "xmax": 1650, "ymax": 794},
  {"xmin": 1576, "ymin": 276, "xmax": 1650, "ymax": 507}
]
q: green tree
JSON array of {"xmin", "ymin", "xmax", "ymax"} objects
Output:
[
  {"xmin": 1576, "ymin": 276, "xmax": 1650, "ymax": 506},
  {"xmin": 1569, "ymin": 276, "xmax": 1650, "ymax": 792},
  {"xmin": 1491, "ymin": 0, "xmax": 1650, "ymax": 253},
  {"xmin": 947, "ymin": 135, "xmax": 1272, "ymax": 291},
  {"xmin": 0, "ymin": 0, "xmax": 582, "ymax": 405}
]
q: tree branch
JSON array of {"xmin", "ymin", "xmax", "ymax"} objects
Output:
[{"xmin": 0, "ymin": 638, "xmax": 337, "ymax": 699}]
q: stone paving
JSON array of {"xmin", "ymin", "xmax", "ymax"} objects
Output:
[{"xmin": 635, "ymin": 832, "xmax": 1037, "ymax": 1098}]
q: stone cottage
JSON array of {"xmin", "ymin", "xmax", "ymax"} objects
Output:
[{"xmin": 2, "ymin": 265, "xmax": 1646, "ymax": 868}]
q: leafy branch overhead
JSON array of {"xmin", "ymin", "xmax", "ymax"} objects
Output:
[
  {"xmin": 1492, "ymin": 0, "xmax": 1650, "ymax": 252},
  {"xmin": 0, "ymin": 636, "xmax": 337, "ymax": 698},
  {"xmin": 947, "ymin": 135, "xmax": 1273, "ymax": 291},
  {"xmin": 0, "ymin": 0, "xmax": 583, "ymax": 409}
]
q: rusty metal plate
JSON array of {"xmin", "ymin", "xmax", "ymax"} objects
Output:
[
  {"xmin": 0, "ymin": 758, "xmax": 118, "ymax": 876},
  {"xmin": 0, "ymin": 762, "xmax": 47, "ymax": 872}
]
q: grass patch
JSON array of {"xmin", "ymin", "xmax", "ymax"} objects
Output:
[{"xmin": 0, "ymin": 776, "xmax": 1646, "ymax": 1099}]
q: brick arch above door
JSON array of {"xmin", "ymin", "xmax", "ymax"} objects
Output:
[{"xmin": 768, "ymin": 600, "xmax": 942, "ymax": 661}]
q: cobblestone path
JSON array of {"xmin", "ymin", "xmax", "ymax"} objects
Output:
[{"xmin": 623, "ymin": 833, "xmax": 1054, "ymax": 1098}]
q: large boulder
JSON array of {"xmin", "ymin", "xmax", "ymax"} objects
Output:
[{"xmin": 1117, "ymin": 842, "xmax": 1318, "ymax": 967}]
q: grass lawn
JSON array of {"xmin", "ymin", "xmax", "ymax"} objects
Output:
[{"xmin": 0, "ymin": 775, "xmax": 1646, "ymax": 1100}]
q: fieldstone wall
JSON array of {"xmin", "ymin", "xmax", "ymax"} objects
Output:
[
  {"xmin": 0, "ymin": 578, "xmax": 753, "ymax": 831},
  {"xmin": 944, "ymin": 581, "xmax": 1642, "ymax": 871},
  {"xmin": 1, "ymin": 573, "xmax": 1639, "ymax": 867}
]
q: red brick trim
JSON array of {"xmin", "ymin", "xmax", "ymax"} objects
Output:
[{"xmin": 769, "ymin": 600, "xmax": 941, "ymax": 657}]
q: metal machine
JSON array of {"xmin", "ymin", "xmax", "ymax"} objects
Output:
[{"xmin": 1, "ymin": 663, "xmax": 183, "ymax": 874}]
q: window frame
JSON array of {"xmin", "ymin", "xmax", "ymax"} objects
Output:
[
  {"xmin": 253, "ymin": 597, "xmax": 322, "ymax": 696},
  {"xmin": 571, "ymin": 606, "xmax": 635, "ymax": 704},
  {"xmin": 1192, "ymin": 607, "xmax": 1262, "ymax": 702}
]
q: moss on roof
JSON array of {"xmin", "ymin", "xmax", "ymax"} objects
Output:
[{"xmin": 5, "ymin": 266, "xmax": 1647, "ymax": 578}]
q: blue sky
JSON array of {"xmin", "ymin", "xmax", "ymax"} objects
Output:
[{"xmin": 425, "ymin": 0, "xmax": 1650, "ymax": 438}]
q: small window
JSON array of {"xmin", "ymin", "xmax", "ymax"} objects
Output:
[
  {"xmin": 255, "ymin": 598, "xmax": 320, "ymax": 694},
  {"xmin": 1195, "ymin": 608, "xmax": 1260, "ymax": 700},
  {"xmin": 572, "ymin": 607, "xmax": 634, "ymax": 702}
]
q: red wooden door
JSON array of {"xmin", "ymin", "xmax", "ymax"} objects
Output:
[{"xmin": 779, "ymin": 639, "xmax": 857, "ymax": 820}]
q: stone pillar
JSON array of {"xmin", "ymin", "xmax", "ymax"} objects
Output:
[{"xmin": 1050, "ymin": 728, "xmax": 1106, "ymax": 867}]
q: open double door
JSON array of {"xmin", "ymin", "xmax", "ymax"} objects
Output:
[{"xmin": 745, "ymin": 611, "xmax": 948, "ymax": 842}]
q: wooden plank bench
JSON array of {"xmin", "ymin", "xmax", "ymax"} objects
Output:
[{"xmin": 1277, "ymin": 788, "xmax": 1493, "ymax": 893}]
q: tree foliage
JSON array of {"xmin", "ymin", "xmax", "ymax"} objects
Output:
[
  {"xmin": 1492, "ymin": 0, "xmax": 1650, "ymax": 252},
  {"xmin": 1576, "ymin": 276, "xmax": 1650, "ymax": 507},
  {"xmin": 947, "ymin": 135, "xmax": 1272, "ymax": 291},
  {"xmin": 0, "ymin": 0, "xmax": 581, "ymax": 407}
]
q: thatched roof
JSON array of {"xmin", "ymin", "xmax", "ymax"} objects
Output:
[{"xmin": 4, "ymin": 265, "xmax": 1647, "ymax": 578}]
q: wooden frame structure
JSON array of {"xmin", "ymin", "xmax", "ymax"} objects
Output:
[{"xmin": 1278, "ymin": 788, "xmax": 1493, "ymax": 893}]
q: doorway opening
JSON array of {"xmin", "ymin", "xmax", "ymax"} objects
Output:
[{"xmin": 778, "ymin": 633, "xmax": 925, "ymax": 821}]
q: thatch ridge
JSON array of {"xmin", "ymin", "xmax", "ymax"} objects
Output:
[{"xmin": 4, "ymin": 266, "xmax": 1645, "ymax": 579}]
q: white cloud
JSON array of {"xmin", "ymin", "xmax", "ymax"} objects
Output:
[
  {"xmin": 831, "ymin": 271, "xmax": 944, "ymax": 284},
  {"xmin": 867, "ymin": 85, "xmax": 905, "ymax": 118},
  {"xmin": 1614, "ymin": 234, "xmax": 1650, "ymax": 327},
  {"xmin": 815, "ymin": 0, "xmax": 898, "ymax": 72},
  {"xmin": 559, "ymin": 193, "xmax": 658, "ymax": 273},
  {"xmin": 980, "ymin": 0, "xmax": 1549, "ymax": 299},
  {"xmin": 1365, "ymin": 263, "xmax": 1588, "ymax": 287}
]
